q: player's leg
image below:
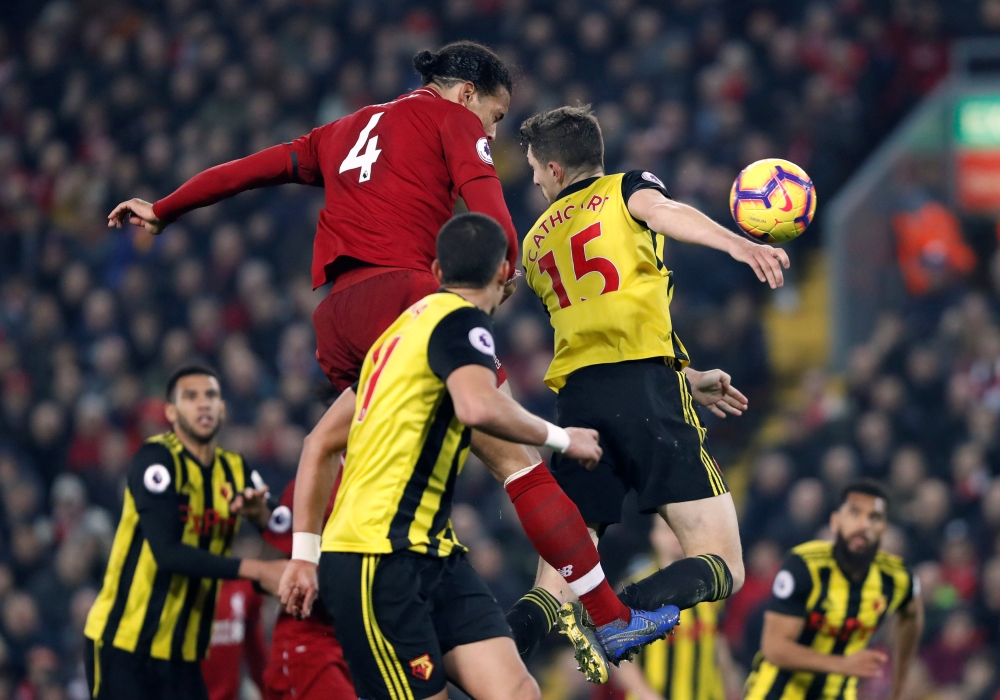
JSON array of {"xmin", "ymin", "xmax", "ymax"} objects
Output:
[
  {"xmin": 614, "ymin": 364, "xmax": 744, "ymax": 612},
  {"xmin": 444, "ymin": 638, "xmax": 539, "ymax": 700},
  {"xmin": 615, "ymin": 492, "xmax": 744, "ymax": 611},
  {"xmin": 434, "ymin": 552, "xmax": 539, "ymax": 700},
  {"xmin": 318, "ymin": 551, "xmax": 449, "ymax": 700},
  {"xmin": 472, "ymin": 382, "xmax": 631, "ymax": 659}
]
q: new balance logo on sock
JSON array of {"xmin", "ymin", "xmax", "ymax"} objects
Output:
[{"xmin": 558, "ymin": 565, "xmax": 574, "ymax": 578}]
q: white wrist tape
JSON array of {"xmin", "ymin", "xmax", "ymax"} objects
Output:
[
  {"xmin": 543, "ymin": 421, "xmax": 571, "ymax": 453},
  {"xmin": 291, "ymin": 533, "xmax": 321, "ymax": 564}
]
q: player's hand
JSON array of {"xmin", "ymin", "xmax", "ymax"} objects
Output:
[
  {"xmin": 837, "ymin": 649, "xmax": 887, "ymax": 678},
  {"xmin": 564, "ymin": 427, "xmax": 603, "ymax": 470},
  {"xmin": 684, "ymin": 368, "xmax": 748, "ymax": 418},
  {"xmin": 729, "ymin": 238, "xmax": 789, "ymax": 289},
  {"xmin": 500, "ymin": 270, "xmax": 521, "ymax": 305},
  {"xmin": 107, "ymin": 198, "xmax": 168, "ymax": 235},
  {"xmin": 279, "ymin": 559, "xmax": 320, "ymax": 618},
  {"xmin": 231, "ymin": 486, "xmax": 271, "ymax": 529}
]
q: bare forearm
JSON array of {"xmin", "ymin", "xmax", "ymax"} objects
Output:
[
  {"xmin": 764, "ymin": 639, "xmax": 846, "ymax": 676},
  {"xmin": 465, "ymin": 391, "xmax": 548, "ymax": 446},
  {"xmin": 891, "ymin": 606, "xmax": 923, "ymax": 696},
  {"xmin": 646, "ymin": 200, "xmax": 743, "ymax": 253},
  {"xmin": 292, "ymin": 438, "xmax": 339, "ymax": 535}
]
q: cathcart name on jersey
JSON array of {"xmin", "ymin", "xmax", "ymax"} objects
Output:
[{"xmin": 525, "ymin": 195, "xmax": 610, "ymax": 263}]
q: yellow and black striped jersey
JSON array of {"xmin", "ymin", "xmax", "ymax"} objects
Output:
[
  {"xmin": 522, "ymin": 171, "xmax": 689, "ymax": 391},
  {"xmin": 84, "ymin": 432, "xmax": 246, "ymax": 661},
  {"xmin": 322, "ymin": 291, "xmax": 496, "ymax": 557},
  {"xmin": 626, "ymin": 564, "xmax": 725, "ymax": 700},
  {"xmin": 744, "ymin": 540, "xmax": 915, "ymax": 700}
]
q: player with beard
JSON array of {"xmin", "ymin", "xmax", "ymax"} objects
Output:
[
  {"xmin": 84, "ymin": 366, "xmax": 286, "ymax": 700},
  {"xmin": 744, "ymin": 481, "xmax": 924, "ymax": 700}
]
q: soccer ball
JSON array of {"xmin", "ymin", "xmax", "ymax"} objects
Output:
[{"xmin": 729, "ymin": 158, "xmax": 816, "ymax": 243}]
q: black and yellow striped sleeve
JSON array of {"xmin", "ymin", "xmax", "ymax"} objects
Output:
[{"xmin": 128, "ymin": 444, "xmax": 241, "ymax": 579}]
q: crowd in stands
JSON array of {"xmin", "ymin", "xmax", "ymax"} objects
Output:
[{"xmin": 0, "ymin": 0, "xmax": 997, "ymax": 698}]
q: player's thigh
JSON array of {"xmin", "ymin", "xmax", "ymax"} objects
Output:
[
  {"xmin": 444, "ymin": 637, "xmax": 540, "ymax": 700},
  {"xmin": 312, "ymin": 268, "xmax": 440, "ymax": 391},
  {"xmin": 319, "ymin": 552, "xmax": 448, "ymax": 700},
  {"xmin": 658, "ymin": 492, "xmax": 744, "ymax": 586}
]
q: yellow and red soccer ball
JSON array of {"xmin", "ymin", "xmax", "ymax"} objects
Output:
[{"xmin": 729, "ymin": 158, "xmax": 816, "ymax": 243}]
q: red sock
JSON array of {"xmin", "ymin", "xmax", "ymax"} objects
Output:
[{"xmin": 504, "ymin": 463, "xmax": 630, "ymax": 626}]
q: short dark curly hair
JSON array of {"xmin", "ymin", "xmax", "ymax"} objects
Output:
[
  {"xmin": 519, "ymin": 105, "xmax": 604, "ymax": 173},
  {"xmin": 840, "ymin": 479, "xmax": 890, "ymax": 507}
]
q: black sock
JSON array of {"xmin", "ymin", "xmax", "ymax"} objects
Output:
[
  {"xmin": 618, "ymin": 554, "xmax": 733, "ymax": 611},
  {"xmin": 506, "ymin": 588, "xmax": 560, "ymax": 660}
]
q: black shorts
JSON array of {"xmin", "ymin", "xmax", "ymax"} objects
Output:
[
  {"xmin": 84, "ymin": 638, "xmax": 208, "ymax": 700},
  {"xmin": 550, "ymin": 359, "xmax": 729, "ymax": 526},
  {"xmin": 319, "ymin": 550, "xmax": 511, "ymax": 700}
]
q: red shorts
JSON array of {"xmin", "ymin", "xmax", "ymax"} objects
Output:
[
  {"xmin": 262, "ymin": 615, "xmax": 355, "ymax": 700},
  {"xmin": 313, "ymin": 266, "xmax": 507, "ymax": 392}
]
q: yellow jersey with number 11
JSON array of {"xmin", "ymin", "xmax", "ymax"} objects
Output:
[{"xmin": 523, "ymin": 171, "xmax": 689, "ymax": 390}]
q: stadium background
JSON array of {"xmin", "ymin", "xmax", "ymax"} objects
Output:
[{"xmin": 0, "ymin": 0, "xmax": 999, "ymax": 698}]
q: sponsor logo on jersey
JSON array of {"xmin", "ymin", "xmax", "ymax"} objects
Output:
[
  {"xmin": 410, "ymin": 654, "xmax": 435, "ymax": 681},
  {"xmin": 179, "ymin": 505, "xmax": 238, "ymax": 537},
  {"xmin": 476, "ymin": 137, "xmax": 493, "ymax": 165},
  {"xmin": 144, "ymin": 464, "xmax": 171, "ymax": 493},
  {"xmin": 469, "ymin": 328, "xmax": 495, "ymax": 354}
]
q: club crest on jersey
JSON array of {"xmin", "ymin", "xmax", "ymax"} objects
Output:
[
  {"xmin": 409, "ymin": 654, "xmax": 435, "ymax": 681},
  {"xmin": 269, "ymin": 505, "xmax": 292, "ymax": 533},
  {"xmin": 469, "ymin": 328, "xmax": 495, "ymax": 354},
  {"xmin": 476, "ymin": 137, "xmax": 493, "ymax": 165},
  {"xmin": 144, "ymin": 464, "xmax": 171, "ymax": 493},
  {"xmin": 220, "ymin": 482, "xmax": 234, "ymax": 501},
  {"xmin": 642, "ymin": 171, "xmax": 665, "ymax": 188}
]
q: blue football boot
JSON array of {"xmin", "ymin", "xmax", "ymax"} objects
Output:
[{"xmin": 593, "ymin": 603, "xmax": 681, "ymax": 665}]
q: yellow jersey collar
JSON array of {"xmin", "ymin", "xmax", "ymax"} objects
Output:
[{"xmin": 555, "ymin": 176, "xmax": 601, "ymax": 202}]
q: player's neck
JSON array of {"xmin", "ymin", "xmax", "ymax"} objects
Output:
[
  {"xmin": 442, "ymin": 286, "xmax": 495, "ymax": 315},
  {"xmin": 174, "ymin": 429, "xmax": 217, "ymax": 466},
  {"xmin": 560, "ymin": 168, "xmax": 604, "ymax": 190}
]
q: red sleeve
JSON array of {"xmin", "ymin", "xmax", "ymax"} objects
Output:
[
  {"xmin": 460, "ymin": 176, "xmax": 519, "ymax": 275},
  {"xmin": 440, "ymin": 108, "xmax": 498, "ymax": 191},
  {"xmin": 244, "ymin": 588, "xmax": 267, "ymax": 691},
  {"xmin": 152, "ymin": 128, "xmax": 326, "ymax": 221}
]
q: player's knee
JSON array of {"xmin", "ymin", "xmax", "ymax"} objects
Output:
[
  {"xmin": 510, "ymin": 673, "xmax": 541, "ymax": 700},
  {"xmin": 725, "ymin": 554, "xmax": 745, "ymax": 595}
]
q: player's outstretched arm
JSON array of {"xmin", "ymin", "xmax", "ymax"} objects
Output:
[
  {"xmin": 108, "ymin": 139, "xmax": 320, "ymax": 232},
  {"xmin": 627, "ymin": 188, "xmax": 790, "ymax": 289},
  {"xmin": 446, "ymin": 364, "xmax": 602, "ymax": 468},
  {"xmin": 888, "ymin": 596, "xmax": 924, "ymax": 700},
  {"xmin": 683, "ymin": 367, "xmax": 748, "ymax": 418},
  {"xmin": 761, "ymin": 611, "xmax": 887, "ymax": 677},
  {"xmin": 279, "ymin": 387, "xmax": 354, "ymax": 617}
]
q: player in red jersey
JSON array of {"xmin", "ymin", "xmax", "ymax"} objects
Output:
[
  {"xmin": 200, "ymin": 577, "xmax": 267, "ymax": 700},
  {"xmin": 108, "ymin": 41, "xmax": 655, "ymax": 682},
  {"xmin": 260, "ymin": 476, "xmax": 355, "ymax": 700}
]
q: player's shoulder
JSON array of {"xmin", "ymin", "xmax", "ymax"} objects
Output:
[
  {"xmin": 128, "ymin": 436, "xmax": 178, "ymax": 495},
  {"xmin": 791, "ymin": 539, "xmax": 834, "ymax": 560},
  {"xmin": 874, "ymin": 549, "xmax": 909, "ymax": 574},
  {"xmin": 216, "ymin": 445, "xmax": 246, "ymax": 470}
]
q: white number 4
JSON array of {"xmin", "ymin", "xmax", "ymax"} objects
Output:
[{"xmin": 339, "ymin": 112, "xmax": 384, "ymax": 183}]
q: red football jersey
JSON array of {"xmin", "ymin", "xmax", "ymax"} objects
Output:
[
  {"xmin": 286, "ymin": 88, "xmax": 502, "ymax": 288},
  {"xmin": 201, "ymin": 579, "xmax": 266, "ymax": 700}
]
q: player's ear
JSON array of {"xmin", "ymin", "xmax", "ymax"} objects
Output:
[
  {"xmin": 830, "ymin": 508, "xmax": 840, "ymax": 532},
  {"xmin": 497, "ymin": 260, "xmax": 511, "ymax": 285},
  {"xmin": 164, "ymin": 401, "xmax": 177, "ymax": 425},
  {"xmin": 549, "ymin": 160, "xmax": 563, "ymax": 184},
  {"xmin": 461, "ymin": 81, "xmax": 476, "ymax": 104},
  {"xmin": 431, "ymin": 260, "xmax": 444, "ymax": 283}
]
